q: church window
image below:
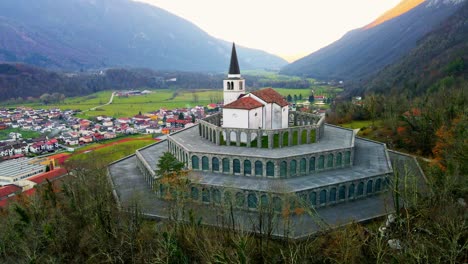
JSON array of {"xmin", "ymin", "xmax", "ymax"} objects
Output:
[
  {"xmin": 213, "ymin": 189, "xmax": 221, "ymax": 204},
  {"xmin": 230, "ymin": 81, "xmax": 234, "ymax": 90},
  {"xmin": 202, "ymin": 156, "xmax": 209, "ymax": 171},
  {"xmin": 191, "ymin": 187, "xmax": 199, "ymax": 200},
  {"xmin": 254, "ymin": 112, "xmax": 257, "ymax": 116},
  {"xmin": 318, "ymin": 155, "xmax": 324, "ymax": 169},
  {"xmin": 247, "ymin": 193, "xmax": 258, "ymax": 208},
  {"xmin": 357, "ymin": 182, "xmax": 364, "ymax": 196},
  {"xmin": 239, "ymin": 81, "xmax": 243, "ymax": 90},
  {"xmin": 192, "ymin": 156, "xmax": 199, "ymax": 170},
  {"xmin": 309, "ymin": 157, "xmax": 315, "ymax": 172},
  {"xmin": 223, "ymin": 158, "xmax": 230, "ymax": 173},
  {"xmin": 233, "ymin": 159, "xmax": 241, "ymax": 174},
  {"xmin": 319, "ymin": 190, "xmax": 327, "ymax": 204},
  {"xmin": 348, "ymin": 184, "xmax": 355, "ymax": 198},
  {"xmin": 300, "ymin": 158, "xmax": 306, "ymax": 174},
  {"xmin": 202, "ymin": 188, "xmax": 210, "ymax": 203},
  {"xmin": 336, "ymin": 152, "xmax": 342, "ymax": 166},
  {"xmin": 255, "ymin": 161, "xmax": 263, "ymax": 176},
  {"xmin": 339, "ymin": 186, "xmax": 346, "ymax": 200},
  {"xmin": 280, "ymin": 161, "xmax": 287, "ymax": 178},
  {"xmin": 367, "ymin": 180, "xmax": 373, "ymax": 194},
  {"xmin": 375, "ymin": 179, "xmax": 382, "ymax": 192},
  {"xmin": 212, "ymin": 157, "xmax": 219, "ymax": 172},
  {"xmin": 309, "ymin": 192, "xmax": 317, "ymax": 206},
  {"xmin": 273, "ymin": 197, "xmax": 282, "ymax": 212},
  {"xmin": 227, "ymin": 82, "xmax": 231, "ymax": 90},
  {"xmin": 327, "ymin": 153, "xmax": 334, "ymax": 168},
  {"xmin": 266, "ymin": 161, "xmax": 274, "ymax": 177},
  {"xmin": 236, "ymin": 192, "xmax": 245, "ymax": 207},
  {"xmin": 244, "ymin": 160, "xmax": 251, "ymax": 175},
  {"xmin": 290, "ymin": 160, "xmax": 297, "ymax": 176},
  {"xmin": 329, "ymin": 188, "xmax": 336, "ymax": 202}
]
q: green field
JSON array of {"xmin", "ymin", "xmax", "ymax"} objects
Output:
[
  {"xmin": 0, "ymin": 127, "xmax": 42, "ymax": 140},
  {"xmin": 69, "ymin": 139, "xmax": 156, "ymax": 164}
]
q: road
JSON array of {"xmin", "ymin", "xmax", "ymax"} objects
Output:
[{"xmin": 83, "ymin": 92, "xmax": 115, "ymax": 112}]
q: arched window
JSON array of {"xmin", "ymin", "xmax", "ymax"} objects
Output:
[
  {"xmin": 290, "ymin": 160, "xmax": 297, "ymax": 176},
  {"xmin": 301, "ymin": 130, "xmax": 307, "ymax": 144},
  {"xmin": 212, "ymin": 157, "xmax": 219, "ymax": 172},
  {"xmin": 367, "ymin": 180, "xmax": 373, "ymax": 194},
  {"xmin": 191, "ymin": 156, "xmax": 199, "ymax": 170},
  {"xmin": 233, "ymin": 159, "xmax": 241, "ymax": 174},
  {"xmin": 309, "ymin": 192, "xmax": 317, "ymax": 206},
  {"xmin": 191, "ymin": 187, "xmax": 199, "ymax": 200},
  {"xmin": 260, "ymin": 194, "xmax": 269, "ymax": 208},
  {"xmin": 239, "ymin": 81, "xmax": 243, "ymax": 90},
  {"xmin": 255, "ymin": 161, "xmax": 263, "ymax": 176},
  {"xmin": 357, "ymin": 182, "xmax": 364, "ymax": 196},
  {"xmin": 318, "ymin": 155, "xmax": 324, "ymax": 169},
  {"xmin": 212, "ymin": 130, "xmax": 216, "ymax": 143},
  {"xmin": 375, "ymin": 179, "xmax": 382, "ymax": 192},
  {"xmin": 202, "ymin": 189, "xmax": 210, "ymax": 203},
  {"xmin": 327, "ymin": 153, "xmax": 334, "ymax": 168},
  {"xmin": 280, "ymin": 161, "xmax": 287, "ymax": 178},
  {"xmin": 339, "ymin": 186, "xmax": 346, "ymax": 200},
  {"xmin": 222, "ymin": 158, "xmax": 230, "ymax": 173},
  {"xmin": 247, "ymin": 193, "xmax": 258, "ymax": 208},
  {"xmin": 309, "ymin": 157, "xmax": 315, "ymax": 172},
  {"xmin": 273, "ymin": 197, "xmax": 282, "ymax": 212},
  {"xmin": 202, "ymin": 156, "xmax": 209, "ymax": 171},
  {"xmin": 319, "ymin": 190, "xmax": 327, "ymax": 204},
  {"xmin": 244, "ymin": 160, "xmax": 251, "ymax": 175},
  {"xmin": 300, "ymin": 158, "xmax": 306, "ymax": 174},
  {"xmin": 282, "ymin": 132, "xmax": 289, "ymax": 147},
  {"xmin": 235, "ymin": 192, "xmax": 245, "ymax": 207},
  {"xmin": 224, "ymin": 191, "xmax": 232, "ymax": 205},
  {"xmin": 292, "ymin": 131, "xmax": 299, "ymax": 145},
  {"xmin": 329, "ymin": 188, "xmax": 336, "ymax": 202},
  {"xmin": 231, "ymin": 81, "xmax": 234, "ymax": 90},
  {"xmin": 336, "ymin": 152, "xmax": 342, "ymax": 166},
  {"xmin": 348, "ymin": 184, "xmax": 355, "ymax": 198},
  {"xmin": 345, "ymin": 151, "xmax": 351, "ymax": 165},
  {"xmin": 266, "ymin": 161, "xmax": 274, "ymax": 177},
  {"xmin": 227, "ymin": 82, "xmax": 231, "ymax": 90},
  {"xmin": 213, "ymin": 189, "xmax": 221, "ymax": 204}
]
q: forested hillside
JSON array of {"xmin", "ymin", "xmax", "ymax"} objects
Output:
[
  {"xmin": 0, "ymin": 0, "xmax": 286, "ymax": 71},
  {"xmin": 281, "ymin": 0, "xmax": 464, "ymax": 80}
]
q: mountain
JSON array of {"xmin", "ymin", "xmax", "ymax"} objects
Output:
[
  {"xmin": 0, "ymin": 0, "xmax": 287, "ymax": 72},
  {"xmin": 354, "ymin": 0, "xmax": 468, "ymax": 96},
  {"xmin": 281, "ymin": 0, "xmax": 465, "ymax": 80}
]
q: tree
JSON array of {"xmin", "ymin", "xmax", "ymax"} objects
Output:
[
  {"xmin": 293, "ymin": 94, "xmax": 298, "ymax": 102},
  {"xmin": 308, "ymin": 95, "xmax": 314, "ymax": 103},
  {"xmin": 298, "ymin": 94, "xmax": 303, "ymax": 101},
  {"xmin": 178, "ymin": 112, "xmax": 184, "ymax": 120},
  {"xmin": 287, "ymin": 94, "xmax": 292, "ymax": 102},
  {"xmin": 156, "ymin": 152, "xmax": 184, "ymax": 177}
]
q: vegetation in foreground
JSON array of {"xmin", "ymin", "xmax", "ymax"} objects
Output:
[
  {"xmin": 0, "ymin": 127, "xmax": 42, "ymax": 140},
  {"xmin": 0, "ymin": 144, "xmax": 466, "ymax": 263}
]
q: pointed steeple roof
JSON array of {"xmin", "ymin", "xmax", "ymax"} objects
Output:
[{"xmin": 228, "ymin": 43, "xmax": 240, "ymax": 75}]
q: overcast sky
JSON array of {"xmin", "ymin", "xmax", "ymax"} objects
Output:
[{"xmin": 135, "ymin": 0, "xmax": 401, "ymax": 61}]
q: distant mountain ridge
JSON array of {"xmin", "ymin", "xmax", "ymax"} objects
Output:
[
  {"xmin": 355, "ymin": 0, "xmax": 468, "ymax": 96},
  {"xmin": 281, "ymin": 0, "xmax": 465, "ymax": 80},
  {"xmin": 0, "ymin": 0, "xmax": 287, "ymax": 72}
]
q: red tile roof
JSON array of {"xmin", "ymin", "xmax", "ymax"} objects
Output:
[
  {"xmin": 0, "ymin": 185, "xmax": 21, "ymax": 198},
  {"xmin": 224, "ymin": 97, "xmax": 264, "ymax": 110},
  {"xmin": 251, "ymin": 88, "xmax": 289, "ymax": 107}
]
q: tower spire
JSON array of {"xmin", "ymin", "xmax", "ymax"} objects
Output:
[{"xmin": 229, "ymin": 43, "xmax": 240, "ymax": 75}]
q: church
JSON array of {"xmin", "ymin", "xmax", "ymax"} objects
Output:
[
  {"xmin": 108, "ymin": 44, "xmax": 425, "ymax": 239},
  {"xmin": 222, "ymin": 44, "xmax": 289, "ymax": 131}
]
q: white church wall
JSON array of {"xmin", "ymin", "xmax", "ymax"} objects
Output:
[
  {"xmin": 248, "ymin": 107, "xmax": 263, "ymax": 129},
  {"xmin": 282, "ymin": 106, "xmax": 289, "ymax": 128},
  {"xmin": 222, "ymin": 108, "xmax": 249, "ymax": 129},
  {"xmin": 272, "ymin": 104, "xmax": 283, "ymax": 129}
]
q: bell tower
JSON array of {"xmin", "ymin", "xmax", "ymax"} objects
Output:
[{"xmin": 223, "ymin": 43, "xmax": 246, "ymax": 105}]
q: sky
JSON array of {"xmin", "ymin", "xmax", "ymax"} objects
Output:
[{"xmin": 135, "ymin": 0, "xmax": 402, "ymax": 62}]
